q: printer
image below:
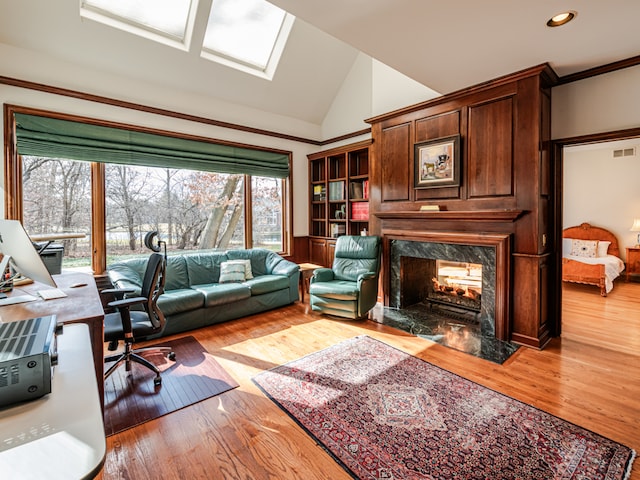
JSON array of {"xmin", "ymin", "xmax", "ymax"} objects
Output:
[{"xmin": 0, "ymin": 315, "xmax": 60, "ymax": 408}]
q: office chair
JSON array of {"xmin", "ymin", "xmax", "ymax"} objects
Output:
[{"xmin": 103, "ymin": 249, "xmax": 175, "ymax": 386}]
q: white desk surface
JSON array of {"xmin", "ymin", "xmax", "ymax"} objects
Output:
[{"xmin": 0, "ymin": 323, "xmax": 106, "ymax": 479}]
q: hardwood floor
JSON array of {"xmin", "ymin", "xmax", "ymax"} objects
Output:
[{"xmin": 98, "ymin": 282, "xmax": 640, "ymax": 480}]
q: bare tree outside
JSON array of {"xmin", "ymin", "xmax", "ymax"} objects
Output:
[{"xmin": 21, "ymin": 156, "xmax": 283, "ymax": 270}]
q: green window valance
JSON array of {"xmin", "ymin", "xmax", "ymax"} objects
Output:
[{"xmin": 14, "ymin": 113, "xmax": 290, "ymax": 178}]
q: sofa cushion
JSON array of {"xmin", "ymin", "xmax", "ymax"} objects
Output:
[
  {"xmin": 157, "ymin": 288, "xmax": 204, "ymax": 316},
  {"xmin": 244, "ymin": 275, "xmax": 289, "ymax": 295},
  {"xmin": 227, "ymin": 249, "xmax": 271, "ymax": 276},
  {"xmin": 165, "ymin": 256, "xmax": 190, "ymax": 290},
  {"xmin": 309, "ymin": 280, "xmax": 360, "ymax": 301},
  {"xmin": 191, "ymin": 283, "xmax": 251, "ymax": 307},
  {"xmin": 184, "ymin": 252, "xmax": 229, "ymax": 285}
]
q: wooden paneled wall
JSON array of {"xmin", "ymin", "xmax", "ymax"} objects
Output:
[{"xmin": 366, "ymin": 64, "xmax": 558, "ymax": 348}]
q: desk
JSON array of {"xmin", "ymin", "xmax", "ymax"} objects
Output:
[
  {"xmin": 0, "ymin": 272, "xmax": 105, "ymax": 410},
  {"xmin": 297, "ymin": 263, "xmax": 323, "ymax": 303},
  {"xmin": 0, "ymin": 323, "xmax": 106, "ymax": 479}
]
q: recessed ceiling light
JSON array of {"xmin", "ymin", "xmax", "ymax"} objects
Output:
[{"xmin": 547, "ymin": 10, "xmax": 577, "ymax": 27}]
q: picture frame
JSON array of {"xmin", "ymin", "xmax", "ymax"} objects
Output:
[{"xmin": 414, "ymin": 135, "xmax": 460, "ymax": 189}]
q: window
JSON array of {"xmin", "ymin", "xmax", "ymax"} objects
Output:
[
  {"xmin": 22, "ymin": 157, "xmax": 93, "ymax": 270},
  {"xmin": 202, "ymin": 0, "xmax": 293, "ymax": 78},
  {"xmin": 80, "ymin": 0, "xmax": 294, "ymax": 78},
  {"xmin": 251, "ymin": 176, "xmax": 283, "ymax": 251},
  {"xmin": 9, "ymin": 110, "xmax": 291, "ymax": 273},
  {"xmin": 105, "ymin": 166, "xmax": 247, "ymax": 262},
  {"xmin": 81, "ymin": 0, "xmax": 195, "ymax": 49}
]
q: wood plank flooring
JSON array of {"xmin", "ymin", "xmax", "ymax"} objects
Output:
[{"xmin": 98, "ymin": 281, "xmax": 640, "ymax": 480}]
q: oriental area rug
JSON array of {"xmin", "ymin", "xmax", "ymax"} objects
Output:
[
  {"xmin": 253, "ymin": 335, "xmax": 636, "ymax": 480},
  {"xmin": 104, "ymin": 335, "xmax": 238, "ymax": 436}
]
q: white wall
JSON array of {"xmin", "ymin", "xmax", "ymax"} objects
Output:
[
  {"xmin": 321, "ymin": 54, "xmax": 440, "ymax": 141},
  {"xmin": 563, "ymin": 142, "xmax": 640, "ymax": 261},
  {"xmin": 552, "ymin": 64, "xmax": 640, "ymax": 140}
]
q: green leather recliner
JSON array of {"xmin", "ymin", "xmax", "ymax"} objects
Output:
[{"xmin": 309, "ymin": 235, "xmax": 381, "ymax": 319}]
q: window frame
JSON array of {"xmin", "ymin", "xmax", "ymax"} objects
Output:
[{"xmin": 4, "ymin": 105, "xmax": 292, "ymax": 274}]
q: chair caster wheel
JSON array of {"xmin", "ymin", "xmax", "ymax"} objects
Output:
[
  {"xmin": 168, "ymin": 351, "xmax": 176, "ymax": 361},
  {"xmin": 154, "ymin": 376, "xmax": 162, "ymax": 386}
]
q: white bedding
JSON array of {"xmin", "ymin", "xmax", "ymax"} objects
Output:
[{"xmin": 562, "ymin": 254, "xmax": 625, "ymax": 293}]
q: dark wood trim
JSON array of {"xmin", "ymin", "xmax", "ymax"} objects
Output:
[
  {"xmin": 318, "ymin": 128, "xmax": 372, "ymax": 146},
  {"xmin": 557, "ymin": 54, "xmax": 640, "ymax": 85},
  {"xmin": 306, "ymin": 139, "xmax": 373, "ymax": 159},
  {"xmin": 374, "ymin": 210, "xmax": 524, "ymax": 222},
  {"xmin": 0, "ymin": 75, "xmax": 370, "ymax": 147},
  {"xmin": 365, "ymin": 64, "xmax": 558, "ymax": 124},
  {"xmin": 553, "ymin": 127, "xmax": 640, "ymax": 147}
]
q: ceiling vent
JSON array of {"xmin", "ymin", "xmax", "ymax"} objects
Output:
[{"xmin": 612, "ymin": 147, "xmax": 636, "ymax": 158}]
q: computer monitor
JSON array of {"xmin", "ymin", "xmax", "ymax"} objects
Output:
[{"xmin": 0, "ymin": 219, "xmax": 57, "ymax": 288}]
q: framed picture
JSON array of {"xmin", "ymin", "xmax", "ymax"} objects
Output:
[{"xmin": 414, "ymin": 135, "xmax": 460, "ymax": 188}]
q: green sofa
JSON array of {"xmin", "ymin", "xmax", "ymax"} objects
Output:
[{"xmin": 106, "ymin": 249, "xmax": 300, "ymax": 338}]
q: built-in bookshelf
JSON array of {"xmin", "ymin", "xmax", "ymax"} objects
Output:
[{"xmin": 308, "ymin": 140, "xmax": 371, "ymax": 264}]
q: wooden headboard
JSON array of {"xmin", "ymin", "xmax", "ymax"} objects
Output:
[{"xmin": 562, "ymin": 222, "xmax": 620, "ymax": 258}]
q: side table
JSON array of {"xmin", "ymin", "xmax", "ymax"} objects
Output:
[
  {"xmin": 626, "ymin": 247, "xmax": 640, "ymax": 281},
  {"xmin": 297, "ymin": 263, "xmax": 323, "ymax": 303}
]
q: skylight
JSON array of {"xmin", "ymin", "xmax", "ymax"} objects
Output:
[
  {"xmin": 80, "ymin": 0, "xmax": 292, "ymax": 79},
  {"xmin": 81, "ymin": 0, "xmax": 194, "ymax": 44},
  {"xmin": 202, "ymin": 0, "xmax": 290, "ymax": 73}
]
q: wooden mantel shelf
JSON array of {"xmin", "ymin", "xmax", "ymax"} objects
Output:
[{"xmin": 374, "ymin": 210, "xmax": 524, "ymax": 222}]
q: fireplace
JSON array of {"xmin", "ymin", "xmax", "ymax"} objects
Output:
[
  {"xmin": 384, "ymin": 231, "xmax": 511, "ymax": 341},
  {"xmin": 429, "ymin": 260, "xmax": 482, "ymax": 313}
]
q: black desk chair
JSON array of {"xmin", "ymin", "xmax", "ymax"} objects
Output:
[{"xmin": 103, "ymin": 252, "xmax": 174, "ymax": 386}]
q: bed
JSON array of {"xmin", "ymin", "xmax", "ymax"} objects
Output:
[{"xmin": 562, "ymin": 223, "xmax": 625, "ymax": 296}]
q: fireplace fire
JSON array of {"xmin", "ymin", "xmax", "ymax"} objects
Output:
[{"xmin": 428, "ymin": 260, "xmax": 482, "ymax": 312}]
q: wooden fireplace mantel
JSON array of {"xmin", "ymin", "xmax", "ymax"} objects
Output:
[{"xmin": 374, "ymin": 210, "xmax": 524, "ymax": 222}]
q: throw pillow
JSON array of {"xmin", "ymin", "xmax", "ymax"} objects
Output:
[
  {"xmin": 597, "ymin": 241, "xmax": 611, "ymax": 257},
  {"xmin": 570, "ymin": 239, "xmax": 598, "ymax": 258},
  {"xmin": 219, "ymin": 261, "xmax": 246, "ymax": 283},
  {"xmin": 226, "ymin": 259, "xmax": 253, "ymax": 279}
]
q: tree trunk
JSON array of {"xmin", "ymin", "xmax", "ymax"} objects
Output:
[{"xmin": 199, "ymin": 176, "xmax": 241, "ymax": 249}]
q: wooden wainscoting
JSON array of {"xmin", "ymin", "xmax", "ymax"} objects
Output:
[{"xmin": 98, "ymin": 281, "xmax": 640, "ymax": 480}]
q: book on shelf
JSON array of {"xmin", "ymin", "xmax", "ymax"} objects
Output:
[
  {"xmin": 313, "ymin": 184, "xmax": 326, "ymax": 201},
  {"xmin": 351, "ymin": 202, "xmax": 369, "ymax": 220},
  {"xmin": 330, "ymin": 223, "xmax": 346, "ymax": 238},
  {"xmin": 349, "ymin": 181, "xmax": 363, "ymax": 200},
  {"xmin": 328, "ymin": 181, "xmax": 345, "ymax": 201},
  {"xmin": 349, "ymin": 180, "xmax": 369, "ymax": 200}
]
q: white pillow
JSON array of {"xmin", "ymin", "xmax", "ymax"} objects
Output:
[
  {"xmin": 219, "ymin": 261, "xmax": 246, "ymax": 283},
  {"xmin": 597, "ymin": 241, "xmax": 611, "ymax": 257},
  {"xmin": 225, "ymin": 259, "xmax": 253, "ymax": 279},
  {"xmin": 562, "ymin": 238, "xmax": 572, "ymax": 257},
  {"xmin": 570, "ymin": 239, "xmax": 598, "ymax": 258}
]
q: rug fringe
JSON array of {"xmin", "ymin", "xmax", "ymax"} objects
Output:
[{"xmin": 623, "ymin": 449, "xmax": 636, "ymax": 480}]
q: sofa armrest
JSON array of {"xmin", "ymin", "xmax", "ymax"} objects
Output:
[
  {"xmin": 271, "ymin": 258, "xmax": 299, "ymax": 277},
  {"xmin": 311, "ymin": 268, "xmax": 335, "ymax": 283}
]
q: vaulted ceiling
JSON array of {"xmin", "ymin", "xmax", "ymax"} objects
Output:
[{"xmin": 1, "ymin": 0, "xmax": 639, "ymax": 128}]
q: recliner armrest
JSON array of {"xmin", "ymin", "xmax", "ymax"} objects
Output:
[
  {"xmin": 311, "ymin": 268, "xmax": 334, "ymax": 283},
  {"xmin": 357, "ymin": 271, "xmax": 376, "ymax": 281}
]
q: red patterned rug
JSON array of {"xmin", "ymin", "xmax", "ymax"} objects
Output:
[{"xmin": 253, "ymin": 335, "xmax": 635, "ymax": 480}]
